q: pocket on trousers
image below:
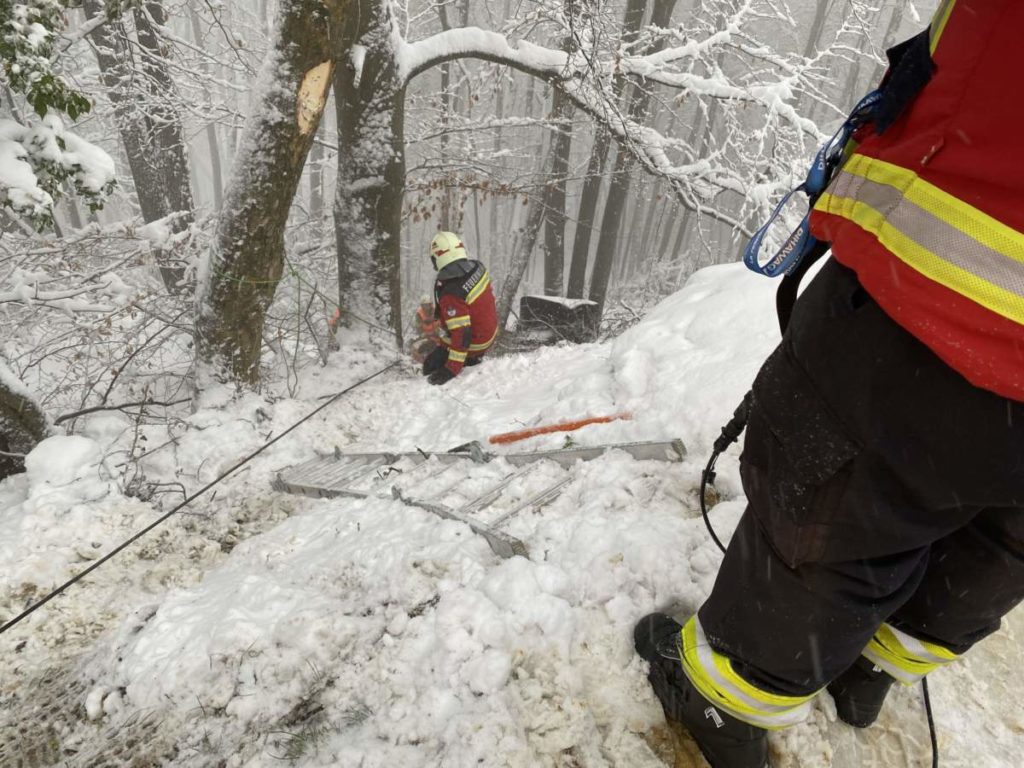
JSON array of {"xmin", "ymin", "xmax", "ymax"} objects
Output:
[
  {"xmin": 751, "ymin": 341, "xmax": 859, "ymax": 483},
  {"xmin": 741, "ymin": 341, "xmax": 861, "ymax": 565}
]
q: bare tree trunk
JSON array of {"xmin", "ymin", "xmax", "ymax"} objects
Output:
[
  {"xmin": 497, "ymin": 186, "xmax": 547, "ymax": 329},
  {"xmin": 334, "ymin": 0, "xmax": 405, "ymax": 347},
  {"xmin": 84, "ymin": 0, "xmax": 195, "ymax": 292},
  {"xmin": 872, "ymin": 0, "xmax": 908, "ymax": 83},
  {"xmin": 674, "ymin": 0, "xmax": 730, "ymax": 266},
  {"xmin": 134, "ymin": 3, "xmax": 194, "ymax": 222},
  {"xmin": 803, "ymin": 0, "xmax": 837, "ymax": 57},
  {"xmin": 0, "ymin": 364, "xmax": 49, "ymax": 479},
  {"xmin": 541, "ymin": 64, "xmax": 574, "ymax": 295},
  {"xmin": 63, "ymin": 182, "xmax": 84, "ymax": 230},
  {"xmin": 489, "ymin": 69, "xmax": 506, "ymax": 264},
  {"xmin": 565, "ymin": 0, "xmax": 646, "ymax": 299},
  {"xmin": 195, "ymin": 1, "xmax": 338, "ymax": 388},
  {"xmin": 437, "ymin": 3, "xmax": 455, "ymax": 231},
  {"xmin": 190, "ymin": 10, "xmax": 225, "ymax": 211},
  {"xmin": 589, "ymin": 0, "xmax": 677, "ymax": 317},
  {"xmin": 565, "ymin": 130, "xmax": 609, "ymax": 298},
  {"xmin": 656, "ymin": 202, "xmax": 678, "ymax": 261},
  {"xmin": 488, "ymin": 0, "xmax": 513, "ymax": 263},
  {"xmin": 309, "ymin": 132, "xmax": 325, "ymax": 232},
  {"xmin": 637, "ymin": 181, "xmax": 660, "ymax": 263}
]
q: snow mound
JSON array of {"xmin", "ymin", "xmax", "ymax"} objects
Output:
[
  {"xmin": 25, "ymin": 435, "xmax": 103, "ymax": 488},
  {"xmin": 4, "ymin": 263, "xmax": 1019, "ymax": 768},
  {"xmin": 609, "ymin": 262, "xmax": 779, "ymax": 453}
]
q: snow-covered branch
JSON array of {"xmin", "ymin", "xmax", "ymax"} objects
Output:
[
  {"xmin": 398, "ymin": 2, "xmax": 837, "ymax": 234},
  {"xmin": 0, "ymin": 116, "xmax": 116, "ymax": 226},
  {"xmin": 399, "ymin": 26, "xmax": 570, "ymax": 83}
]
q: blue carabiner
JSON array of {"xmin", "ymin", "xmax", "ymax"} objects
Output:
[
  {"xmin": 742, "ymin": 187, "xmax": 817, "ymax": 278},
  {"xmin": 744, "ymin": 89, "xmax": 883, "ymax": 278}
]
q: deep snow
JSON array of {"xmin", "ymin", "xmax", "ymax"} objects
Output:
[{"xmin": 1, "ymin": 264, "xmax": 1021, "ymax": 767}]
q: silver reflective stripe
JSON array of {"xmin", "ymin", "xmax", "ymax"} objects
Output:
[
  {"xmin": 886, "ymin": 624, "xmax": 956, "ymax": 666},
  {"xmin": 827, "ymin": 170, "xmax": 1024, "ymax": 298},
  {"xmin": 862, "ymin": 647, "xmax": 922, "ymax": 684},
  {"xmin": 684, "ymin": 618, "xmax": 813, "ymax": 728},
  {"xmin": 861, "ymin": 623, "xmax": 958, "ymax": 685}
]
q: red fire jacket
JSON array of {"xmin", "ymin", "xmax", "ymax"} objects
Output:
[
  {"xmin": 434, "ymin": 258, "xmax": 498, "ymax": 375},
  {"xmin": 809, "ymin": 0, "xmax": 1024, "ymax": 402}
]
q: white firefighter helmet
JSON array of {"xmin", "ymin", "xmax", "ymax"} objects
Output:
[{"xmin": 430, "ymin": 231, "xmax": 468, "ymax": 271}]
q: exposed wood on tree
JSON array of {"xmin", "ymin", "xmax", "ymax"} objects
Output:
[{"xmin": 196, "ymin": 0, "xmax": 341, "ymax": 388}]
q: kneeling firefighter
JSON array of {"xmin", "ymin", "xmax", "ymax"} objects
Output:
[
  {"xmin": 421, "ymin": 232, "xmax": 498, "ymax": 386},
  {"xmin": 635, "ymin": 2, "xmax": 1024, "ymax": 767}
]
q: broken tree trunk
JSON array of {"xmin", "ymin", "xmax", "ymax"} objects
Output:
[{"xmin": 195, "ymin": 0, "xmax": 341, "ymax": 388}]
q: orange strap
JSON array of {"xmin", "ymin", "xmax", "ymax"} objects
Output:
[{"xmin": 488, "ymin": 413, "xmax": 633, "ymax": 445}]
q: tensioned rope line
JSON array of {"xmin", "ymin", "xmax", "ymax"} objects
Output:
[{"xmin": 0, "ymin": 360, "xmax": 400, "ymax": 637}]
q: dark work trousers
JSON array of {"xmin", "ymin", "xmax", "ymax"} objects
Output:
[
  {"xmin": 698, "ymin": 258, "xmax": 1024, "ymax": 697},
  {"xmin": 421, "ymin": 344, "xmax": 483, "ymax": 376},
  {"xmin": 422, "ymin": 344, "xmax": 449, "ymax": 376}
]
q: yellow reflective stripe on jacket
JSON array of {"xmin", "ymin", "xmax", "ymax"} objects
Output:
[
  {"xmin": 469, "ymin": 327, "xmax": 498, "ymax": 352},
  {"xmin": 447, "ymin": 349, "xmax": 468, "ymax": 363},
  {"xmin": 466, "ymin": 272, "xmax": 491, "ymax": 304},
  {"xmin": 814, "ymin": 154, "xmax": 1024, "ymax": 325},
  {"xmin": 862, "ymin": 623, "xmax": 959, "ymax": 684},
  {"xmin": 929, "ymin": 0, "xmax": 957, "ymax": 54},
  {"xmin": 445, "ymin": 315, "xmax": 471, "ymax": 330},
  {"xmin": 679, "ymin": 617, "xmax": 816, "ymax": 730}
]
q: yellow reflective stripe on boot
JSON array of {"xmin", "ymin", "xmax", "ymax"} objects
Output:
[
  {"xmin": 678, "ymin": 616, "xmax": 816, "ymax": 730},
  {"xmin": 862, "ymin": 623, "xmax": 959, "ymax": 685}
]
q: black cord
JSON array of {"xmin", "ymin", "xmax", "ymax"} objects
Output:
[
  {"xmin": 700, "ymin": 451, "xmax": 727, "ymax": 555},
  {"xmin": 922, "ymin": 678, "xmax": 939, "ymax": 768},
  {"xmin": 700, "ymin": 392, "xmax": 752, "ymax": 556},
  {"xmin": 0, "ymin": 360, "xmax": 400, "ymax": 637}
]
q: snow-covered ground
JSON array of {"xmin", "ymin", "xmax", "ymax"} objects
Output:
[{"xmin": 1, "ymin": 264, "xmax": 1020, "ymax": 767}]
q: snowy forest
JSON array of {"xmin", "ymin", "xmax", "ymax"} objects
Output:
[{"xmin": 6, "ymin": 1, "xmax": 1021, "ymax": 767}]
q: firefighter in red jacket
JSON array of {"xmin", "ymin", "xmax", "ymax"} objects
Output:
[
  {"xmin": 635, "ymin": 3, "xmax": 1024, "ymax": 766},
  {"xmin": 421, "ymin": 232, "xmax": 498, "ymax": 386}
]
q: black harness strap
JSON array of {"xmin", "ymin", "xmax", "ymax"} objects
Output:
[{"xmin": 775, "ymin": 240, "xmax": 831, "ymax": 336}]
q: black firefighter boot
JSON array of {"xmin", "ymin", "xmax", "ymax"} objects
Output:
[
  {"xmin": 635, "ymin": 613, "xmax": 769, "ymax": 768},
  {"xmin": 827, "ymin": 656, "xmax": 896, "ymax": 728}
]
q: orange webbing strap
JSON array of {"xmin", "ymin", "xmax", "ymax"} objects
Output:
[{"xmin": 488, "ymin": 413, "xmax": 633, "ymax": 445}]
